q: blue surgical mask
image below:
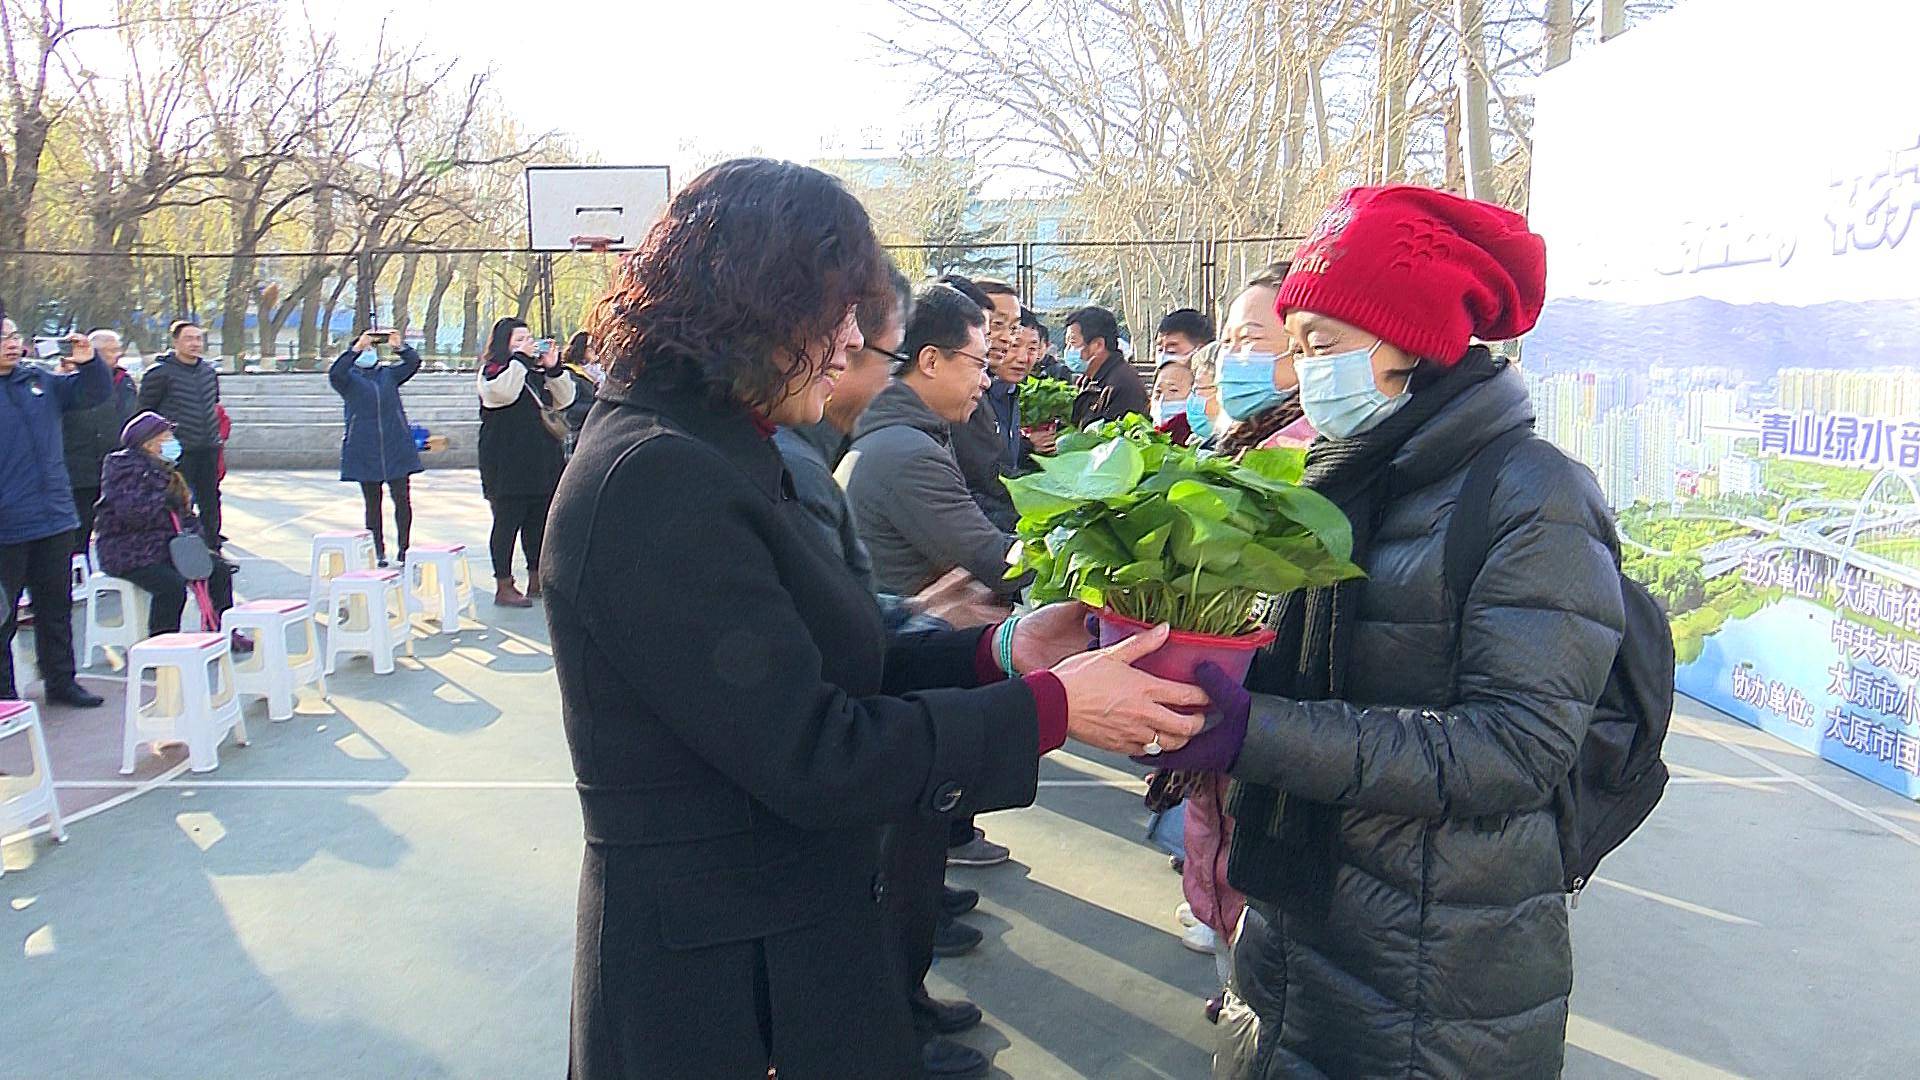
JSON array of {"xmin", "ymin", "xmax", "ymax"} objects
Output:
[
  {"xmin": 1152, "ymin": 396, "xmax": 1187, "ymax": 425},
  {"xmin": 1184, "ymin": 394, "xmax": 1215, "ymax": 441},
  {"xmin": 1218, "ymin": 351, "xmax": 1290, "ymax": 422},
  {"xmin": 354, "ymin": 351, "xmax": 378, "ymax": 369},
  {"xmin": 158, "ymin": 438, "xmax": 182, "ymax": 463},
  {"xmin": 1061, "ymin": 346, "xmax": 1086, "ymax": 373},
  {"xmin": 1296, "ymin": 340, "xmax": 1414, "ymax": 439}
]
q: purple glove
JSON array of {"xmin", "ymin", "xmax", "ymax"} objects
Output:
[{"xmin": 1131, "ymin": 661, "xmax": 1251, "ymax": 772}]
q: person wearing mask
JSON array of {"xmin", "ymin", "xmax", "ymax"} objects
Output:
[
  {"xmin": 1064, "ymin": 305, "xmax": 1149, "ymax": 426},
  {"xmin": 137, "ymin": 321, "xmax": 224, "ymax": 554},
  {"xmin": 1151, "ymin": 355, "xmax": 1195, "ymax": 445},
  {"xmin": 94, "ymin": 411, "xmax": 237, "ymax": 637},
  {"xmin": 1, "ymin": 320, "xmax": 109, "ymax": 707},
  {"xmin": 1028, "ymin": 318, "xmax": 1072, "ymax": 382},
  {"xmin": 1155, "ymin": 307, "xmax": 1215, "ymax": 363},
  {"xmin": 1142, "ymin": 186, "xmax": 1625, "ymax": 1079},
  {"xmin": 543, "ymin": 158, "xmax": 1211, "ymax": 1080},
  {"xmin": 947, "ymin": 277, "xmax": 1024, "ymax": 533},
  {"xmin": 1185, "ymin": 341, "xmax": 1224, "ymax": 448},
  {"xmin": 330, "ymin": 329, "xmax": 424, "ymax": 568},
  {"xmin": 60, "ymin": 328, "xmax": 139, "ymax": 557},
  {"xmin": 476, "ymin": 318, "xmax": 575, "ymax": 608},
  {"xmin": 559, "ymin": 331, "xmax": 601, "ymax": 446},
  {"xmin": 843, "ymin": 284, "xmax": 1026, "ymax": 605},
  {"xmin": 1216, "ymin": 262, "xmax": 1316, "ymax": 455}
]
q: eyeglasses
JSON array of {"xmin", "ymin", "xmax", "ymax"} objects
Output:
[
  {"xmin": 947, "ymin": 349, "xmax": 991, "ymax": 372},
  {"xmin": 867, "ymin": 344, "xmax": 911, "ymax": 366}
]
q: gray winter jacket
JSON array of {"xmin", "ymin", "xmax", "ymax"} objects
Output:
[
  {"xmin": 841, "ymin": 381, "xmax": 1022, "ymax": 599},
  {"xmin": 1229, "ymin": 365, "xmax": 1626, "ymax": 1079}
]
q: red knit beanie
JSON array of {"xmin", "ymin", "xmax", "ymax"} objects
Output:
[{"xmin": 1276, "ymin": 186, "xmax": 1546, "ymax": 366}]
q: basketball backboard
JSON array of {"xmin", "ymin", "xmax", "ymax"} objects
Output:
[{"xmin": 524, "ymin": 165, "xmax": 671, "ymax": 252}]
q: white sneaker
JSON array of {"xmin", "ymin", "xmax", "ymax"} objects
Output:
[
  {"xmin": 1175, "ymin": 902, "xmax": 1199, "ymax": 928},
  {"xmin": 1182, "ymin": 923, "xmax": 1218, "ymax": 954}
]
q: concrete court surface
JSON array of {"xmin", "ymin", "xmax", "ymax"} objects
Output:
[{"xmin": 4, "ymin": 469, "xmax": 1920, "ymax": 1079}]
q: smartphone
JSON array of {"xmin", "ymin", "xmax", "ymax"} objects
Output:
[
  {"xmin": 535, "ymin": 339, "xmax": 554, "ymax": 358},
  {"xmin": 34, "ymin": 338, "xmax": 60, "ymax": 359},
  {"xmin": 367, "ymin": 329, "xmax": 392, "ymax": 345}
]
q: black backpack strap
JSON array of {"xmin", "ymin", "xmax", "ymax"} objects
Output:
[{"xmin": 1444, "ymin": 426, "xmax": 1534, "ymax": 617}]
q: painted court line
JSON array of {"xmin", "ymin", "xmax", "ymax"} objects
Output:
[
  {"xmin": 1589, "ymin": 877, "xmax": 1761, "ymax": 927},
  {"xmin": 3, "ymin": 759, "xmax": 192, "ymax": 847},
  {"xmin": 1565, "ymin": 1015, "xmax": 1748, "ymax": 1080},
  {"xmin": 1672, "ymin": 715, "xmax": 1920, "ymax": 850},
  {"xmin": 48, "ymin": 776, "xmax": 1146, "ymax": 792}
]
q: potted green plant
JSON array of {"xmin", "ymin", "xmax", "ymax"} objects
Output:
[
  {"xmin": 1017, "ymin": 376, "xmax": 1079, "ymax": 441},
  {"xmin": 1003, "ymin": 416, "xmax": 1363, "ymax": 684}
]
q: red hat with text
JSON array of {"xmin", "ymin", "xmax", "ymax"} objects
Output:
[{"xmin": 1276, "ymin": 185, "xmax": 1547, "ymax": 366}]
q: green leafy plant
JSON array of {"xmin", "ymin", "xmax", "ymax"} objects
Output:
[
  {"xmin": 1017, "ymin": 376, "xmax": 1079, "ymax": 428},
  {"xmin": 1003, "ymin": 416, "xmax": 1364, "ymax": 637}
]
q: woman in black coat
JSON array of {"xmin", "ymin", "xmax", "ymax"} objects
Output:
[
  {"xmin": 476, "ymin": 317, "xmax": 575, "ymax": 607},
  {"xmin": 1145, "ymin": 187, "xmax": 1628, "ymax": 1079},
  {"xmin": 543, "ymin": 158, "xmax": 1213, "ymax": 1080}
]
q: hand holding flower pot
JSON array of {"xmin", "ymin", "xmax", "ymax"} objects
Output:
[
  {"xmin": 1003, "ymin": 415, "xmax": 1363, "ymax": 695},
  {"xmin": 1050, "ymin": 623, "xmax": 1212, "ymax": 755}
]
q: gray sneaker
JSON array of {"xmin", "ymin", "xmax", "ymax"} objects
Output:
[{"xmin": 946, "ymin": 835, "xmax": 1011, "ymax": 867}]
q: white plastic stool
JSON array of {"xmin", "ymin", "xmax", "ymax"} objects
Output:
[
  {"xmin": 405, "ymin": 544, "xmax": 478, "ymax": 632},
  {"xmin": 70, "ymin": 553, "xmax": 93, "ymax": 603},
  {"xmin": 222, "ymin": 599, "xmax": 328, "ymax": 721},
  {"xmin": 308, "ymin": 530, "xmax": 376, "ymax": 614},
  {"xmin": 82, "ymin": 573, "xmax": 147, "ymax": 668},
  {"xmin": 121, "ymin": 632, "xmax": 247, "ymax": 774},
  {"xmin": 324, "ymin": 570, "xmax": 413, "ymax": 675},
  {"xmin": 0, "ymin": 700, "xmax": 66, "ymax": 875}
]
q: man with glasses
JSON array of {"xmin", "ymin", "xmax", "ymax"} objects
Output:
[
  {"xmin": 1, "ymin": 315, "xmax": 110, "ymax": 707},
  {"xmin": 843, "ymin": 283, "xmax": 1028, "ymax": 606},
  {"xmin": 948, "ymin": 278, "xmax": 1026, "ymax": 533}
]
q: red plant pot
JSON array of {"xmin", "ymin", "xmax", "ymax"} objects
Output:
[{"xmin": 1095, "ymin": 608, "xmax": 1276, "ymax": 686}]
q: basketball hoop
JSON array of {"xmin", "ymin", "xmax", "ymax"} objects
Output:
[{"xmin": 569, "ymin": 234, "xmax": 616, "ymax": 253}]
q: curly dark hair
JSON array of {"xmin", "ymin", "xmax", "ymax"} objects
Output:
[{"xmin": 590, "ymin": 158, "xmax": 889, "ymax": 411}]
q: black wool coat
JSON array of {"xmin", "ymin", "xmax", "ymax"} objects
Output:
[{"xmin": 542, "ymin": 378, "xmax": 1045, "ymax": 1080}]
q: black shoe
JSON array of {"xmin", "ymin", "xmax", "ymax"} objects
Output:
[
  {"xmin": 1170, "ymin": 854, "xmax": 1186, "ymax": 873},
  {"xmin": 911, "ymin": 992, "xmax": 982, "ymax": 1035},
  {"xmin": 46, "ymin": 681, "xmax": 104, "ymax": 708},
  {"xmin": 931, "ymin": 916, "xmax": 983, "ymax": 958},
  {"xmin": 941, "ymin": 885, "xmax": 979, "ymax": 919},
  {"xmin": 921, "ymin": 1036, "xmax": 989, "ymax": 1079},
  {"xmin": 376, "ymin": 554, "xmax": 390, "ymax": 569}
]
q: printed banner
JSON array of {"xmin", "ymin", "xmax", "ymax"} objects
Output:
[{"xmin": 1528, "ymin": 0, "xmax": 1920, "ymax": 797}]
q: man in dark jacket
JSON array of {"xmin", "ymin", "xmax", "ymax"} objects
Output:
[
  {"xmin": 843, "ymin": 285, "xmax": 1023, "ymax": 603},
  {"xmin": 137, "ymin": 320, "xmax": 224, "ymax": 552},
  {"xmin": 1065, "ymin": 305, "xmax": 1150, "ymax": 426},
  {"xmin": 1, "ymin": 318, "xmax": 110, "ymax": 706},
  {"xmin": 60, "ymin": 329, "xmax": 139, "ymax": 555},
  {"xmin": 947, "ymin": 278, "xmax": 1024, "ymax": 533}
]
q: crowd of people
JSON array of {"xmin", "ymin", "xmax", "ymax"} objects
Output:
[{"xmin": 2, "ymin": 157, "xmax": 1632, "ymax": 1080}]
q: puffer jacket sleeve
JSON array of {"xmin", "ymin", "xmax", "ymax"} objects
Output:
[
  {"xmin": 327, "ymin": 349, "xmax": 361, "ymax": 393},
  {"xmin": 1231, "ymin": 441, "xmax": 1627, "ymax": 818}
]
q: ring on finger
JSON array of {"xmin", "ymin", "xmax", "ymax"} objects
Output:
[{"xmin": 1143, "ymin": 737, "xmax": 1163, "ymax": 756}]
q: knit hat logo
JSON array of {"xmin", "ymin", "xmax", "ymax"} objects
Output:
[{"xmin": 1293, "ymin": 193, "xmax": 1360, "ymax": 276}]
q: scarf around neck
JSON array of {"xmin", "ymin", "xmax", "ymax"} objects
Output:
[{"xmin": 1228, "ymin": 346, "xmax": 1505, "ymax": 921}]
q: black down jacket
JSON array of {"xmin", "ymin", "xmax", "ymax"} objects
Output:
[{"xmin": 1228, "ymin": 365, "xmax": 1626, "ymax": 1079}]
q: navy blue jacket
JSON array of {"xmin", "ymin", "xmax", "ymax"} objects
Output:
[
  {"xmin": 2, "ymin": 357, "xmax": 111, "ymax": 544},
  {"xmin": 329, "ymin": 346, "xmax": 424, "ymax": 483}
]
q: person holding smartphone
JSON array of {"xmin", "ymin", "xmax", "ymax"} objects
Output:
[
  {"xmin": 476, "ymin": 318, "xmax": 574, "ymax": 607},
  {"xmin": 331, "ymin": 328, "xmax": 424, "ymax": 567}
]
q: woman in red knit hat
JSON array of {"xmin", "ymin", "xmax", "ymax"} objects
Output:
[{"xmin": 1142, "ymin": 186, "xmax": 1627, "ymax": 1078}]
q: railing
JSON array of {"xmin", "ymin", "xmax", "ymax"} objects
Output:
[{"xmin": 0, "ymin": 237, "xmax": 1303, "ymax": 370}]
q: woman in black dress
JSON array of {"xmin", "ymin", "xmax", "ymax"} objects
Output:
[{"xmin": 544, "ymin": 158, "xmax": 1214, "ymax": 1079}]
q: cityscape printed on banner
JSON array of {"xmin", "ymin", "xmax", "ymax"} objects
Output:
[{"xmin": 1525, "ymin": 294, "xmax": 1920, "ymax": 794}]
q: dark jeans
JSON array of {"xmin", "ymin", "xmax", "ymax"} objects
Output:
[
  {"xmin": 880, "ymin": 815, "xmax": 949, "ymax": 1035},
  {"xmin": 360, "ymin": 477, "xmax": 414, "ymax": 557},
  {"xmin": 488, "ymin": 493, "xmax": 551, "ymax": 580},
  {"xmin": 1, "ymin": 529, "xmax": 79, "ymax": 697},
  {"xmin": 113, "ymin": 560, "xmax": 233, "ymax": 635},
  {"xmin": 71, "ymin": 486, "xmax": 100, "ymax": 557},
  {"xmin": 949, "ymin": 816, "xmax": 978, "ymax": 848},
  {"xmin": 178, "ymin": 445, "xmax": 223, "ymax": 550}
]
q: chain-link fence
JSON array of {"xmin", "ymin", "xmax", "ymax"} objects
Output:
[{"xmin": 0, "ymin": 238, "xmax": 1305, "ymax": 370}]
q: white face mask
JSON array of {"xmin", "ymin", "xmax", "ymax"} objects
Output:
[{"xmin": 1295, "ymin": 340, "xmax": 1416, "ymax": 439}]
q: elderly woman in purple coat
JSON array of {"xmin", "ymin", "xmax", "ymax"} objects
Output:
[{"xmin": 94, "ymin": 411, "xmax": 233, "ymax": 636}]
